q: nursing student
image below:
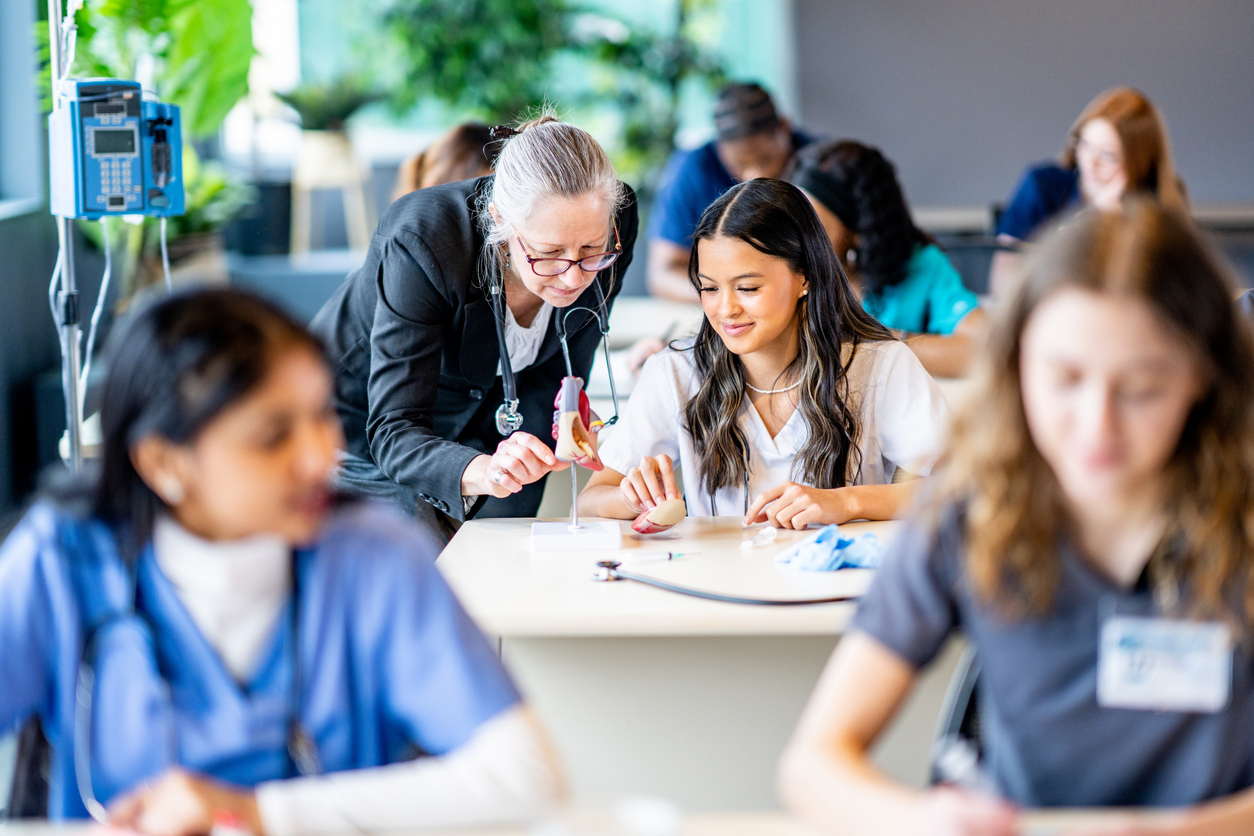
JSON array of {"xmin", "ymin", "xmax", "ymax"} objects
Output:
[
  {"xmin": 779, "ymin": 200, "xmax": 1254, "ymax": 835},
  {"xmin": 0, "ymin": 289, "xmax": 562, "ymax": 835},
  {"xmin": 579, "ymin": 179, "xmax": 947, "ymax": 529},
  {"xmin": 311, "ymin": 114, "xmax": 637, "ymax": 531},
  {"xmin": 790, "ymin": 140, "xmax": 986, "ymax": 378},
  {"xmin": 988, "ymin": 87, "xmax": 1186, "ymax": 296}
]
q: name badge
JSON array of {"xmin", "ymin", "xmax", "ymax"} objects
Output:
[{"xmin": 1097, "ymin": 615, "xmax": 1232, "ymax": 713}]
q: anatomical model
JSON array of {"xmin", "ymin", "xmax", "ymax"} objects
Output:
[{"xmin": 552, "ymin": 376, "xmax": 604, "ymax": 470}]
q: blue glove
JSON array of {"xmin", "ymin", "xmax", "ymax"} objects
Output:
[{"xmin": 772, "ymin": 524, "xmax": 885, "ymax": 572}]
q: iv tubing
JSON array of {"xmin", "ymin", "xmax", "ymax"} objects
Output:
[{"xmin": 79, "ymin": 221, "xmax": 112, "ymax": 413}]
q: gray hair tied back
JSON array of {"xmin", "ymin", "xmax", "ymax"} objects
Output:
[{"xmin": 476, "ymin": 109, "xmax": 625, "ymax": 250}]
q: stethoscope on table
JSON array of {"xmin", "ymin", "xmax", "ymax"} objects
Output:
[
  {"xmin": 74, "ymin": 552, "xmax": 319, "ymax": 822},
  {"xmin": 489, "ymin": 225, "xmax": 623, "ymax": 436},
  {"xmin": 593, "ymin": 433, "xmax": 861, "ymax": 607}
]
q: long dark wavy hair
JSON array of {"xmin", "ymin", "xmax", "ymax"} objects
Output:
[
  {"xmin": 683, "ymin": 178, "xmax": 894, "ymax": 497},
  {"xmin": 82, "ymin": 288, "xmax": 324, "ymax": 561},
  {"xmin": 791, "ymin": 140, "xmax": 930, "ymax": 296}
]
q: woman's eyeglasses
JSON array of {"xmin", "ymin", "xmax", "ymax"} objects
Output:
[{"xmin": 515, "ymin": 223, "xmax": 621, "ymax": 277}]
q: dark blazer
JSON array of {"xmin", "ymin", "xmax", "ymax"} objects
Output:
[{"xmin": 310, "ymin": 176, "xmax": 638, "ymax": 522}]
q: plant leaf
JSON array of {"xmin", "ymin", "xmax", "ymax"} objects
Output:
[{"xmin": 162, "ymin": 0, "xmax": 254, "ymax": 137}]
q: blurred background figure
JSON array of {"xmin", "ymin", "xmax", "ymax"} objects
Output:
[
  {"xmin": 780, "ymin": 198, "xmax": 1254, "ymax": 836},
  {"xmin": 791, "ymin": 140, "xmax": 986, "ymax": 378},
  {"xmin": 393, "ymin": 122, "xmax": 497, "ymax": 200},
  {"xmin": 647, "ymin": 83, "xmax": 812, "ymax": 303},
  {"xmin": 989, "ymin": 87, "xmax": 1187, "ymax": 296}
]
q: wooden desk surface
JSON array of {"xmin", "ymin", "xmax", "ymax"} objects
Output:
[{"xmin": 437, "ymin": 517, "xmax": 900, "ymax": 638}]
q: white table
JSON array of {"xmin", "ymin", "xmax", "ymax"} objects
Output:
[
  {"xmin": 0, "ymin": 817, "xmax": 821, "ymax": 836},
  {"xmin": 0, "ymin": 809, "xmax": 1179, "ymax": 836},
  {"xmin": 438, "ymin": 517, "xmax": 966, "ymax": 812}
]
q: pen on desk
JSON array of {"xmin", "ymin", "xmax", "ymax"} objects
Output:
[
  {"xmin": 932, "ymin": 734, "xmax": 997, "ymax": 795},
  {"xmin": 619, "ymin": 551, "xmax": 698, "ymax": 565}
]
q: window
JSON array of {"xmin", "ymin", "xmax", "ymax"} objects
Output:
[{"xmin": 0, "ymin": 0, "xmax": 44, "ymax": 217}]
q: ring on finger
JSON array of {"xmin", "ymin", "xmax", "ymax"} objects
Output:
[{"xmin": 493, "ymin": 469, "xmax": 505, "ymax": 485}]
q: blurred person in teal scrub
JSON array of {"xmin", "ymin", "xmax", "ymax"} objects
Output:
[
  {"xmin": 790, "ymin": 140, "xmax": 987, "ymax": 378},
  {"xmin": 0, "ymin": 289, "xmax": 562, "ymax": 835}
]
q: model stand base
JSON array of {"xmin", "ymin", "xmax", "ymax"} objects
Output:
[{"xmin": 530, "ymin": 520, "xmax": 623, "ymax": 551}]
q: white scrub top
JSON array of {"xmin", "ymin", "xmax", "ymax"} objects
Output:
[{"xmin": 598, "ymin": 339, "xmax": 948, "ymax": 515}]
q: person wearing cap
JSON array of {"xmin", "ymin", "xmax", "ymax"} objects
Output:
[{"xmin": 647, "ymin": 83, "xmax": 811, "ymax": 303}]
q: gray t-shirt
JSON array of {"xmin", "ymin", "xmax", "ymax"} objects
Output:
[{"xmin": 851, "ymin": 505, "xmax": 1254, "ymax": 807}]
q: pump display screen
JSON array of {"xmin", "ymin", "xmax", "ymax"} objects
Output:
[{"xmin": 93, "ymin": 129, "xmax": 135, "ymax": 154}]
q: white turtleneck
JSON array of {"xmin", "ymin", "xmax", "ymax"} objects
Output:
[
  {"xmin": 152, "ymin": 515, "xmax": 290, "ymax": 682},
  {"xmin": 149, "ymin": 516, "xmax": 565, "ymax": 832}
]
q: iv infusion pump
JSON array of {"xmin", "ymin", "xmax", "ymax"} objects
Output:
[{"xmin": 48, "ymin": 78, "xmax": 184, "ymax": 219}]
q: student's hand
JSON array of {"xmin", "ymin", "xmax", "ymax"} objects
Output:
[
  {"xmin": 625, "ymin": 338, "xmax": 666, "ymax": 376},
  {"xmin": 914, "ymin": 786, "xmax": 1018, "ymax": 836},
  {"xmin": 466, "ymin": 432, "xmax": 570, "ymax": 498},
  {"xmin": 109, "ymin": 767, "xmax": 263, "ymax": 836},
  {"xmin": 620, "ymin": 454, "xmax": 679, "ymax": 512},
  {"xmin": 744, "ymin": 482, "xmax": 860, "ymax": 529}
]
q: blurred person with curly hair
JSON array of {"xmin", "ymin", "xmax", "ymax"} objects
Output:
[{"xmin": 791, "ymin": 140, "xmax": 987, "ymax": 377}]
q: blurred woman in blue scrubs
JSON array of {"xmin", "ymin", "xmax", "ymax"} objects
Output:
[{"xmin": 0, "ymin": 289, "xmax": 562, "ymax": 835}]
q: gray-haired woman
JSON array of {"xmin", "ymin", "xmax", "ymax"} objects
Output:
[{"xmin": 311, "ymin": 114, "xmax": 638, "ymax": 532}]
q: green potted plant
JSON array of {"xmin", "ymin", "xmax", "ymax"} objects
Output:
[
  {"xmin": 373, "ymin": 0, "xmax": 724, "ymax": 201},
  {"xmin": 575, "ymin": 1, "xmax": 727, "ymax": 200},
  {"xmin": 275, "ymin": 75, "xmax": 383, "ymax": 132},
  {"xmin": 380, "ymin": 0, "xmax": 574, "ymax": 124},
  {"xmin": 41, "ymin": 0, "xmax": 255, "ymax": 297},
  {"xmin": 275, "ymin": 75, "xmax": 385, "ymax": 253}
]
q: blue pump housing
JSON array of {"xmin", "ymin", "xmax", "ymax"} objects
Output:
[{"xmin": 49, "ymin": 78, "xmax": 184, "ymax": 219}]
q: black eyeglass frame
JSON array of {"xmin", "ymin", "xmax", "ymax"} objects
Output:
[{"xmin": 513, "ymin": 222, "xmax": 622, "ymax": 277}]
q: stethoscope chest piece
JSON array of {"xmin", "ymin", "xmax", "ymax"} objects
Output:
[{"xmin": 495, "ymin": 398, "xmax": 524, "ymax": 436}]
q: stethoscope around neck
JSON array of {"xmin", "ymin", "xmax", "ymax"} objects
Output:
[
  {"xmin": 490, "ymin": 252, "xmax": 621, "ymax": 436},
  {"xmin": 73, "ymin": 550, "xmax": 319, "ymax": 822}
]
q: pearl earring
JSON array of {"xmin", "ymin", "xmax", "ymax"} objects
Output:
[{"xmin": 161, "ymin": 477, "xmax": 184, "ymax": 505}]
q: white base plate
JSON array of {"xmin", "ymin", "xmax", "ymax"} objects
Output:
[{"xmin": 530, "ymin": 520, "xmax": 623, "ymax": 551}]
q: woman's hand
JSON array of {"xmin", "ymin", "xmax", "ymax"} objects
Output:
[
  {"xmin": 109, "ymin": 768, "xmax": 263, "ymax": 836},
  {"xmin": 912, "ymin": 787, "xmax": 1018, "ymax": 836},
  {"xmin": 463, "ymin": 432, "xmax": 570, "ymax": 498},
  {"xmin": 620, "ymin": 455, "xmax": 679, "ymax": 513},
  {"xmin": 624, "ymin": 338, "xmax": 666, "ymax": 376},
  {"xmin": 744, "ymin": 482, "xmax": 862, "ymax": 529}
]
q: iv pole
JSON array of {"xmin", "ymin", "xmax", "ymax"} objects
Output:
[{"xmin": 47, "ymin": 0, "xmax": 85, "ymax": 473}]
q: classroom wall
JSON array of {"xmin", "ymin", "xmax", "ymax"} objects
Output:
[{"xmin": 793, "ymin": 0, "xmax": 1254, "ymax": 208}]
